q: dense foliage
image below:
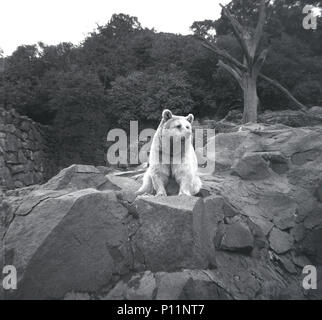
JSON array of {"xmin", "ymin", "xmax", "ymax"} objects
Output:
[{"xmin": 0, "ymin": 2, "xmax": 321, "ymax": 165}]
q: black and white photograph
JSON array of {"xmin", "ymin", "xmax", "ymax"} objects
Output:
[{"xmin": 0, "ymin": 0, "xmax": 322, "ymax": 304}]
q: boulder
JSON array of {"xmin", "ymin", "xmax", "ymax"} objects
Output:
[
  {"xmin": 232, "ymin": 153, "xmax": 272, "ymax": 180},
  {"xmin": 3, "ymin": 189, "xmax": 131, "ymax": 299},
  {"xmin": 42, "ymin": 164, "xmax": 109, "ymax": 191},
  {"xmin": 269, "ymin": 228, "xmax": 294, "ymax": 254},
  {"xmin": 132, "ymin": 195, "xmax": 216, "ymax": 271},
  {"xmin": 207, "ymin": 125, "xmax": 322, "ymax": 174},
  {"xmin": 219, "ymin": 221, "xmax": 254, "ymax": 253}
]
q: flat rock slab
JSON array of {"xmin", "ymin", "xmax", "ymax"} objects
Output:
[
  {"xmin": 132, "ymin": 195, "xmax": 215, "ymax": 272},
  {"xmin": 41, "ymin": 164, "xmax": 108, "ymax": 191}
]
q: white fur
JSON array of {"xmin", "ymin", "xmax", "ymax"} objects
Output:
[{"xmin": 136, "ymin": 109, "xmax": 202, "ymax": 196}]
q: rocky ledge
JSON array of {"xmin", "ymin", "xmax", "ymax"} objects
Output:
[{"xmin": 1, "ymin": 123, "xmax": 322, "ymax": 300}]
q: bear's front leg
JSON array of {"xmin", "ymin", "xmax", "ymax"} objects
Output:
[
  {"xmin": 172, "ymin": 164, "xmax": 192, "ymax": 196},
  {"xmin": 178, "ymin": 176, "xmax": 192, "ymax": 196},
  {"xmin": 151, "ymin": 173, "xmax": 168, "ymax": 196}
]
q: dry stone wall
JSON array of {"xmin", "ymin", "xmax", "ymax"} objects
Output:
[{"xmin": 0, "ymin": 108, "xmax": 58, "ymax": 190}]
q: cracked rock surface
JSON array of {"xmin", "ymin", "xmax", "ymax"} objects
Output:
[{"xmin": 1, "ymin": 124, "xmax": 322, "ymax": 300}]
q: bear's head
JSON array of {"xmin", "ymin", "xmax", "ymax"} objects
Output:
[
  {"xmin": 153, "ymin": 109, "xmax": 195, "ymax": 160},
  {"xmin": 160, "ymin": 109, "xmax": 194, "ymax": 140}
]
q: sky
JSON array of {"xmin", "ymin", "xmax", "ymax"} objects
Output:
[{"xmin": 0, "ymin": 0, "xmax": 231, "ymax": 56}]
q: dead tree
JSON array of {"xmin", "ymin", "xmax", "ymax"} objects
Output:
[{"xmin": 202, "ymin": 0, "xmax": 307, "ymax": 123}]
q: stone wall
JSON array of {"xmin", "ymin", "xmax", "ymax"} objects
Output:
[{"xmin": 0, "ymin": 108, "xmax": 58, "ymax": 190}]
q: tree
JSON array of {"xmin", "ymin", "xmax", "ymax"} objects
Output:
[
  {"xmin": 202, "ymin": 0, "xmax": 307, "ymax": 123},
  {"xmin": 190, "ymin": 20, "xmax": 217, "ymax": 39},
  {"xmin": 107, "ymin": 67, "xmax": 194, "ymax": 128},
  {"xmin": 48, "ymin": 70, "xmax": 109, "ymax": 166},
  {"xmin": 96, "ymin": 13, "xmax": 142, "ymax": 38}
]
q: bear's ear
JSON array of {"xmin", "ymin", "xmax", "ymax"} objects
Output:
[
  {"xmin": 186, "ymin": 113, "xmax": 194, "ymax": 123},
  {"xmin": 162, "ymin": 109, "xmax": 173, "ymax": 121}
]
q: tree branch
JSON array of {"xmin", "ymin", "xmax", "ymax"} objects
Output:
[
  {"xmin": 218, "ymin": 60, "xmax": 243, "ymax": 89},
  {"xmin": 253, "ymin": 48, "xmax": 268, "ymax": 75},
  {"xmin": 219, "ymin": 3, "xmax": 244, "ymax": 34},
  {"xmin": 258, "ymin": 74, "xmax": 307, "ymax": 112},
  {"xmin": 201, "ymin": 41, "xmax": 245, "ymax": 71},
  {"xmin": 253, "ymin": 0, "xmax": 266, "ymax": 51},
  {"xmin": 220, "ymin": 3, "xmax": 252, "ymax": 64}
]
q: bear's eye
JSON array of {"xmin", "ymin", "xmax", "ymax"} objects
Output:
[
  {"xmin": 186, "ymin": 125, "xmax": 190, "ymax": 129},
  {"xmin": 177, "ymin": 124, "xmax": 182, "ymax": 129}
]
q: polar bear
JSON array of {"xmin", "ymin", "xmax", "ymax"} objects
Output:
[{"xmin": 136, "ymin": 109, "xmax": 202, "ymax": 196}]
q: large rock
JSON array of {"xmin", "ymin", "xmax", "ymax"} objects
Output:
[
  {"xmin": 131, "ymin": 195, "xmax": 216, "ymax": 271},
  {"xmin": 207, "ymin": 125, "xmax": 322, "ymax": 175},
  {"xmin": 2, "ymin": 188, "xmax": 131, "ymax": 299},
  {"xmin": 42, "ymin": 164, "xmax": 110, "ymax": 191},
  {"xmin": 231, "ymin": 153, "xmax": 272, "ymax": 180}
]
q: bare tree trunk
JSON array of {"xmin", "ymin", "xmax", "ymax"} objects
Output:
[
  {"xmin": 202, "ymin": 1, "xmax": 307, "ymax": 122},
  {"xmin": 243, "ymin": 73, "xmax": 258, "ymax": 123}
]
